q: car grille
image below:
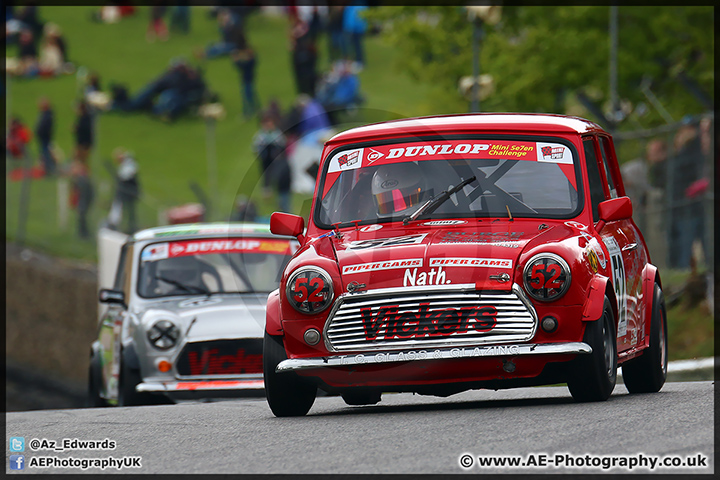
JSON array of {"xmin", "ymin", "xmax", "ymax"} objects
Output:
[
  {"xmin": 324, "ymin": 285, "xmax": 537, "ymax": 352},
  {"xmin": 176, "ymin": 339, "xmax": 263, "ymax": 377}
]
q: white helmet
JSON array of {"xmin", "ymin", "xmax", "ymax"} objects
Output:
[{"xmin": 371, "ymin": 163, "xmax": 427, "ymax": 216}]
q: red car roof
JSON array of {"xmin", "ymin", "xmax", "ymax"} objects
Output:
[{"xmin": 327, "ymin": 113, "xmax": 607, "ymax": 145}]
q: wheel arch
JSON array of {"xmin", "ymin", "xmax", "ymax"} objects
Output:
[
  {"xmin": 582, "ymin": 275, "xmax": 618, "ymax": 328},
  {"xmin": 265, "ymin": 289, "xmax": 283, "ymax": 336},
  {"xmin": 641, "ymin": 263, "xmax": 662, "ymax": 348},
  {"xmin": 121, "ymin": 341, "xmax": 141, "ymax": 371}
]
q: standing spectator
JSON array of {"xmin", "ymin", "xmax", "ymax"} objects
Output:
[
  {"xmin": 274, "ymin": 148, "xmax": 292, "ymax": 213},
  {"xmin": 231, "ymin": 37, "xmax": 260, "ymax": 119},
  {"xmin": 196, "ymin": 8, "xmax": 244, "ymax": 60},
  {"xmin": 295, "ymin": 5, "xmax": 327, "ymax": 44},
  {"xmin": 74, "ymin": 100, "xmax": 94, "ymax": 166},
  {"xmin": 264, "ymin": 98, "xmax": 285, "ymax": 130},
  {"xmin": 14, "ymin": 4, "xmax": 44, "ymax": 39},
  {"xmin": 620, "ymin": 154, "xmax": 649, "ymax": 233},
  {"xmin": 290, "ymin": 18, "xmax": 318, "ymax": 97},
  {"xmin": 170, "ymin": 2, "xmax": 190, "ymax": 34},
  {"xmin": 70, "ymin": 158, "xmax": 94, "ymax": 239},
  {"xmin": 327, "ymin": 5, "xmax": 346, "ymax": 62},
  {"xmin": 146, "ymin": 3, "xmax": 169, "ymax": 42},
  {"xmin": 645, "ymin": 138, "xmax": 667, "ymax": 190},
  {"xmin": 667, "ymin": 118, "xmax": 706, "ymax": 270},
  {"xmin": 252, "ymin": 114, "xmax": 287, "ymax": 197},
  {"xmin": 35, "ymin": 97, "xmax": 55, "ymax": 175},
  {"xmin": 107, "ymin": 148, "xmax": 140, "ymax": 233},
  {"xmin": 232, "ymin": 195, "xmax": 258, "ymax": 222},
  {"xmin": 342, "ymin": 4, "xmax": 368, "ymax": 69}
]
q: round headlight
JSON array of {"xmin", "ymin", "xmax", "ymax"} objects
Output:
[
  {"xmin": 286, "ymin": 267, "xmax": 334, "ymax": 314},
  {"xmin": 523, "ymin": 253, "xmax": 571, "ymax": 302},
  {"xmin": 147, "ymin": 320, "xmax": 180, "ymax": 350}
]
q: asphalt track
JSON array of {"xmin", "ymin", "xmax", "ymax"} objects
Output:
[{"xmin": 5, "ymin": 381, "xmax": 714, "ymax": 474}]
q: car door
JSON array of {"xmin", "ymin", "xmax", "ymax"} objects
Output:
[
  {"xmin": 598, "ymin": 135, "xmax": 647, "ymax": 349},
  {"xmin": 582, "ymin": 136, "xmax": 634, "ymax": 353},
  {"xmin": 98, "ymin": 242, "xmax": 134, "ymax": 400}
]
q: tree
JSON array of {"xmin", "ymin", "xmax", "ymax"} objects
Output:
[{"xmin": 365, "ymin": 6, "xmax": 713, "ymax": 128}]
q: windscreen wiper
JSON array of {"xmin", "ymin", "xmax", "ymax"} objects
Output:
[
  {"xmin": 403, "ymin": 176, "xmax": 476, "ymax": 225},
  {"xmin": 155, "ymin": 275, "xmax": 210, "ymax": 295}
]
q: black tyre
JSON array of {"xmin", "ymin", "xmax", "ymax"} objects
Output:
[
  {"xmin": 621, "ymin": 284, "xmax": 668, "ymax": 393},
  {"xmin": 341, "ymin": 389, "xmax": 381, "ymax": 406},
  {"xmin": 263, "ymin": 332, "xmax": 317, "ymax": 417},
  {"xmin": 87, "ymin": 349, "xmax": 108, "ymax": 408},
  {"xmin": 117, "ymin": 349, "xmax": 165, "ymax": 406},
  {"xmin": 568, "ymin": 297, "xmax": 617, "ymax": 402}
]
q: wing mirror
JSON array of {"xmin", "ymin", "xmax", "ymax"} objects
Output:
[
  {"xmin": 99, "ymin": 289, "xmax": 126, "ymax": 306},
  {"xmin": 596, "ymin": 196, "xmax": 632, "ymax": 230},
  {"xmin": 270, "ymin": 212, "xmax": 305, "ymax": 244}
]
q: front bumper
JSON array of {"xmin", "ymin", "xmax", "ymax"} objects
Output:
[{"xmin": 277, "ymin": 341, "xmax": 591, "ymax": 372}]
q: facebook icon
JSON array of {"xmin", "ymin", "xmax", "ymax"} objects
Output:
[{"xmin": 9, "ymin": 455, "xmax": 25, "ymax": 470}]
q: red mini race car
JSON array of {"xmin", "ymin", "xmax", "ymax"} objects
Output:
[{"xmin": 264, "ymin": 113, "xmax": 667, "ymax": 417}]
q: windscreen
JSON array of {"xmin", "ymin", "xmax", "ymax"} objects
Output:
[
  {"xmin": 316, "ymin": 138, "xmax": 581, "ymax": 227},
  {"xmin": 138, "ymin": 237, "xmax": 295, "ymax": 298}
]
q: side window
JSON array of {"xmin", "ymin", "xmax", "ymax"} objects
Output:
[
  {"xmin": 113, "ymin": 244, "xmax": 134, "ymax": 297},
  {"xmin": 598, "ymin": 136, "xmax": 618, "ymax": 198},
  {"xmin": 583, "ymin": 138, "xmax": 608, "ymax": 223}
]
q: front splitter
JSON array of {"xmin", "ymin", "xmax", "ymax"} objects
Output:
[
  {"xmin": 137, "ymin": 379, "xmax": 264, "ymax": 392},
  {"xmin": 276, "ymin": 342, "xmax": 592, "ymax": 373}
]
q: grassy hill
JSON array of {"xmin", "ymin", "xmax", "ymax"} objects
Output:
[
  {"xmin": 5, "ymin": 7, "xmax": 712, "ymax": 363},
  {"xmin": 6, "ymin": 6, "xmax": 465, "ymax": 260}
]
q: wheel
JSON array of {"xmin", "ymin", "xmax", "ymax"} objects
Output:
[
  {"xmin": 568, "ymin": 297, "xmax": 617, "ymax": 402},
  {"xmin": 87, "ymin": 349, "xmax": 108, "ymax": 408},
  {"xmin": 117, "ymin": 349, "xmax": 167, "ymax": 406},
  {"xmin": 263, "ymin": 332, "xmax": 317, "ymax": 417},
  {"xmin": 621, "ymin": 284, "xmax": 668, "ymax": 393},
  {"xmin": 341, "ymin": 389, "xmax": 381, "ymax": 406}
]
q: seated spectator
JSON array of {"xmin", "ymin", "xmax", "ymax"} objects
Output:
[
  {"xmin": 112, "ymin": 58, "xmax": 191, "ymax": 112},
  {"xmin": 232, "ymin": 195, "xmax": 258, "ymax": 222},
  {"xmin": 84, "ymin": 71, "xmax": 102, "ymax": 96},
  {"xmin": 91, "ymin": 4, "xmax": 136, "ymax": 24},
  {"xmin": 316, "ymin": 60, "xmax": 363, "ymax": 124},
  {"xmin": 6, "ymin": 117, "xmax": 33, "ymax": 160},
  {"xmin": 38, "ymin": 23, "xmax": 66, "ymax": 76},
  {"xmin": 152, "ymin": 65, "xmax": 207, "ymax": 121},
  {"xmin": 195, "ymin": 8, "xmax": 245, "ymax": 60},
  {"xmin": 84, "ymin": 72, "xmax": 112, "ymax": 112},
  {"xmin": 297, "ymin": 94, "xmax": 331, "ymax": 139},
  {"xmin": 16, "ymin": 29, "xmax": 39, "ymax": 77}
]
